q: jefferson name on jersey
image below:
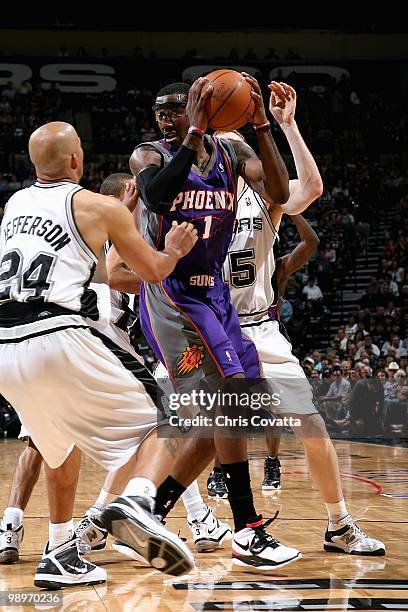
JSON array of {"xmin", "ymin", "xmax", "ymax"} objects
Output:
[{"xmin": 3, "ymin": 215, "xmax": 71, "ymax": 252}]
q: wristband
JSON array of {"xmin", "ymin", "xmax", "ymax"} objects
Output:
[
  {"xmin": 254, "ymin": 121, "xmax": 271, "ymax": 131},
  {"xmin": 188, "ymin": 125, "xmax": 205, "ymax": 137}
]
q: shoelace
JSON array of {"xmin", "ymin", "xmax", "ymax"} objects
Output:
[
  {"xmin": 251, "ymin": 511, "xmax": 280, "ymax": 550},
  {"xmin": 346, "ymin": 521, "xmax": 370, "ymax": 540},
  {"xmin": 265, "ymin": 460, "xmax": 280, "ymax": 480},
  {"xmin": 76, "ymin": 538, "xmax": 92, "ymax": 555},
  {"xmin": 213, "ymin": 472, "xmax": 226, "ymax": 487},
  {"xmin": 74, "ymin": 517, "xmax": 92, "ymax": 535},
  {"xmin": 335, "ymin": 509, "xmax": 369, "ymax": 538}
]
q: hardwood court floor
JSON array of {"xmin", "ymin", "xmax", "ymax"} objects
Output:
[{"xmin": 0, "ymin": 435, "xmax": 407, "ymax": 611}]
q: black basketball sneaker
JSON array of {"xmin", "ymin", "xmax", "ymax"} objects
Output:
[
  {"xmin": 207, "ymin": 469, "xmax": 228, "ymax": 499},
  {"xmin": 100, "ymin": 494, "xmax": 194, "ymax": 576},
  {"xmin": 262, "ymin": 457, "xmax": 281, "ymax": 490},
  {"xmin": 34, "ymin": 537, "xmax": 106, "ymax": 589}
]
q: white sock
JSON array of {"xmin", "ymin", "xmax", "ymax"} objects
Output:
[
  {"xmin": 325, "ymin": 498, "xmax": 349, "ymax": 528},
  {"xmin": 49, "ymin": 519, "xmax": 74, "ymax": 549},
  {"xmin": 123, "ymin": 477, "xmax": 157, "ymax": 503},
  {"xmin": 182, "ymin": 481, "xmax": 207, "ymax": 521},
  {"xmin": 94, "ymin": 488, "xmax": 116, "ymax": 508},
  {"xmin": 2, "ymin": 507, "xmax": 24, "ymax": 530}
]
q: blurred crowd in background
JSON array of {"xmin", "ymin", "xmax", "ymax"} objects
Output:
[{"xmin": 0, "ymin": 59, "xmax": 407, "ymax": 438}]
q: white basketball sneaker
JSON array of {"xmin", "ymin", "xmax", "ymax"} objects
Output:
[
  {"xmin": 232, "ymin": 518, "xmax": 301, "ymax": 572},
  {"xmin": 188, "ymin": 506, "xmax": 232, "ymax": 552},
  {"xmin": 34, "ymin": 538, "xmax": 106, "ymax": 589},
  {"xmin": 324, "ymin": 514, "xmax": 385, "ymax": 556},
  {"xmin": 0, "ymin": 523, "xmax": 24, "ymax": 564},
  {"xmin": 73, "ymin": 515, "xmax": 108, "ymax": 552}
]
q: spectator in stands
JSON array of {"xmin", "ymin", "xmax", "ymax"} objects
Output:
[
  {"xmin": 399, "ymin": 356, "xmax": 408, "ymax": 372},
  {"xmin": 386, "ymin": 361, "xmax": 400, "ymax": 379},
  {"xmin": 340, "ymin": 361, "xmax": 351, "ymax": 379},
  {"xmin": 390, "ymin": 260, "xmax": 404, "ymax": 284},
  {"xmin": 303, "ymin": 277, "xmax": 323, "ymax": 301},
  {"xmin": 383, "ymin": 369, "xmax": 408, "ymax": 430},
  {"xmin": 280, "ymin": 298, "xmax": 293, "ymax": 323},
  {"xmin": 322, "ymin": 242, "xmax": 336, "ymax": 263},
  {"xmin": 355, "ymin": 335, "xmax": 380, "ymax": 360},
  {"xmin": 320, "ymin": 366, "xmax": 351, "ymax": 432},
  {"xmin": 358, "ymin": 285, "xmax": 378, "ymax": 311},
  {"xmin": 303, "ymin": 356, "xmax": 315, "ymax": 370},
  {"xmin": 382, "ymin": 335, "xmax": 407, "ymax": 359},
  {"xmin": 350, "ymin": 375, "xmax": 384, "ymax": 435},
  {"xmin": 345, "ymin": 316, "xmax": 358, "ymax": 336},
  {"xmin": 312, "ymin": 351, "xmax": 323, "ymax": 372},
  {"xmin": 323, "ymin": 366, "xmax": 351, "ymax": 401}
]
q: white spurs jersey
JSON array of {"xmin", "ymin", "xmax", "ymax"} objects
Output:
[
  {"xmin": 223, "ymin": 184, "xmax": 278, "ymax": 322},
  {"xmin": 0, "ymin": 181, "xmax": 107, "ymax": 336},
  {"xmin": 87, "ymin": 241, "xmax": 140, "ymax": 358}
]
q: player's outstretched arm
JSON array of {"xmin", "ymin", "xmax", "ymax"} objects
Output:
[
  {"xmin": 103, "ymin": 200, "xmax": 198, "ymax": 283},
  {"xmin": 269, "ymin": 82, "xmax": 323, "ymax": 214},
  {"xmin": 277, "ymin": 214, "xmax": 320, "ymax": 282},
  {"xmin": 230, "ymin": 73, "xmax": 289, "ymax": 206},
  {"xmin": 106, "ymin": 245, "xmax": 141, "ymax": 293},
  {"xmin": 106, "ymin": 190, "xmax": 142, "ymax": 293}
]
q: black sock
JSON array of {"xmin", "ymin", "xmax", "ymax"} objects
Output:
[
  {"xmin": 155, "ymin": 476, "xmax": 186, "ymax": 519},
  {"xmin": 221, "ymin": 460, "xmax": 258, "ymax": 532},
  {"xmin": 213, "ymin": 466, "xmax": 222, "ymax": 474}
]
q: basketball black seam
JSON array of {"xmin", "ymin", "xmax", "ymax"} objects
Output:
[
  {"xmin": 209, "ymin": 80, "xmax": 253, "ymax": 128},
  {"xmin": 208, "ymin": 73, "xmax": 245, "ymax": 123},
  {"xmin": 216, "ymin": 97, "xmax": 254, "ymax": 130}
]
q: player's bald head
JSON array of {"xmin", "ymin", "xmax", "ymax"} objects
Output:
[{"xmin": 29, "ymin": 122, "xmax": 83, "ymax": 180}]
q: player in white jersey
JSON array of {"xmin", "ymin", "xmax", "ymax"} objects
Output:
[
  {"xmin": 0, "ymin": 122, "xmax": 199, "ymax": 588},
  {"xmin": 217, "ymin": 82, "xmax": 385, "ymax": 556},
  {"xmin": 154, "ymin": 82, "xmax": 385, "ymax": 558},
  {"xmin": 0, "ymin": 174, "xmax": 141, "ymax": 563},
  {"xmin": 0, "ymin": 172, "xmax": 231, "ymax": 568}
]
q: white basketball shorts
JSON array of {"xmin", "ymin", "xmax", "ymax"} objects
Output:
[
  {"xmin": 241, "ymin": 319, "xmax": 317, "ymax": 415},
  {"xmin": 0, "ymin": 326, "xmax": 159, "ymax": 469}
]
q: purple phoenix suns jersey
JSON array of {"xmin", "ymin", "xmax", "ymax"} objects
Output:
[
  {"xmin": 136, "ymin": 135, "xmax": 261, "ymax": 383},
  {"xmin": 136, "ymin": 136, "xmax": 238, "ymax": 287}
]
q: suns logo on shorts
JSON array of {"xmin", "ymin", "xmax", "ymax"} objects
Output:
[{"xmin": 177, "ymin": 344, "xmax": 204, "ymax": 375}]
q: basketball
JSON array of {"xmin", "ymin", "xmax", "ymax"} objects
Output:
[{"xmin": 204, "ymin": 69, "xmax": 255, "ymax": 131}]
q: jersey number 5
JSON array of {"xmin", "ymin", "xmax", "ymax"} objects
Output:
[
  {"xmin": 228, "ymin": 248, "xmax": 256, "ymax": 288},
  {"xmin": 0, "ymin": 250, "xmax": 56, "ymax": 303}
]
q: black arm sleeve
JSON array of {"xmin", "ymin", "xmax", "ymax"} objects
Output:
[{"xmin": 136, "ymin": 145, "xmax": 196, "ymax": 214}]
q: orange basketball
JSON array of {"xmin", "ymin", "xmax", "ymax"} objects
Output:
[{"xmin": 204, "ymin": 69, "xmax": 255, "ymax": 131}]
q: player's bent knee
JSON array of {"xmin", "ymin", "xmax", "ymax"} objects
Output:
[{"xmin": 292, "ymin": 413, "xmax": 329, "ymax": 439}]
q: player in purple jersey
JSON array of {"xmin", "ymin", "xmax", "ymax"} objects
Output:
[{"xmin": 129, "ymin": 76, "xmax": 302, "ymax": 571}]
